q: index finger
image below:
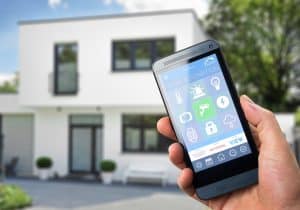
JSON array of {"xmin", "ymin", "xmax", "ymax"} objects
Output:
[{"xmin": 157, "ymin": 116, "xmax": 177, "ymax": 141}]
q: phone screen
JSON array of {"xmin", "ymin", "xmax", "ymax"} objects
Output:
[{"xmin": 158, "ymin": 53, "xmax": 252, "ymax": 173}]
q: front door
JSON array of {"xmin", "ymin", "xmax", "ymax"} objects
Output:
[{"xmin": 70, "ymin": 126, "xmax": 102, "ymax": 174}]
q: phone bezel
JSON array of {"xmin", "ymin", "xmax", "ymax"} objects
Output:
[{"xmin": 153, "ymin": 40, "xmax": 258, "ymax": 188}]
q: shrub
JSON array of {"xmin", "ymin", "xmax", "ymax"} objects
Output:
[
  {"xmin": 0, "ymin": 184, "xmax": 32, "ymax": 210},
  {"xmin": 296, "ymin": 108, "xmax": 300, "ymax": 126},
  {"xmin": 36, "ymin": 156, "xmax": 53, "ymax": 169},
  {"xmin": 100, "ymin": 160, "xmax": 116, "ymax": 172}
]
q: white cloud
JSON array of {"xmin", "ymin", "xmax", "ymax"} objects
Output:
[
  {"xmin": 103, "ymin": 0, "xmax": 113, "ymax": 5},
  {"xmin": 106, "ymin": 0, "xmax": 209, "ymax": 17},
  {"xmin": 48, "ymin": 0, "xmax": 62, "ymax": 9}
]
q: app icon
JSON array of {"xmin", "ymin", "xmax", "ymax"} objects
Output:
[
  {"xmin": 205, "ymin": 121, "xmax": 218, "ymax": 135},
  {"xmin": 223, "ymin": 114, "xmax": 236, "ymax": 128},
  {"xmin": 229, "ymin": 149, "xmax": 237, "ymax": 157},
  {"xmin": 186, "ymin": 127, "xmax": 198, "ymax": 143},
  {"xmin": 190, "ymin": 83, "xmax": 205, "ymax": 99},
  {"xmin": 210, "ymin": 76, "xmax": 221, "ymax": 90},
  {"xmin": 240, "ymin": 145, "xmax": 248, "ymax": 153},
  {"xmin": 179, "ymin": 112, "xmax": 193, "ymax": 124},
  {"xmin": 216, "ymin": 96, "xmax": 230, "ymax": 109},
  {"xmin": 205, "ymin": 157, "xmax": 214, "ymax": 166},
  {"xmin": 195, "ymin": 161, "xmax": 203, "ymax": 169},
  {"xmin": 192, "ymin": 97, "xmax": 216, "ymax": 121},
  {"xmin": 204, "ymin": 56, "xmax": 216, "ymax": 66},
  {"xmin": 217, "ymin": 153, "xmax": 226, "ymax": 161},
  {"xmin": 174, "ymin": 90, "xmax": 183, "ymax": 104}
]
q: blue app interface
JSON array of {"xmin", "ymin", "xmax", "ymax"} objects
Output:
[{"xmin": 159, "ymin": 54, "xmax": 252, "ymax": 172}]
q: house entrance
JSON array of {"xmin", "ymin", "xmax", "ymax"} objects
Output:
[{"xmin": 69, "ymin": 115, "xmax": 103, "ymax": 174}]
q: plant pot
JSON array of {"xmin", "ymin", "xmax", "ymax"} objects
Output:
[
  {"xmin": 102, "ymin": 172, "xmax": 113, "ymax": 184},
  {"xmin": 38, "ymin": 168, "xmax": 50, "ymax": 180}
]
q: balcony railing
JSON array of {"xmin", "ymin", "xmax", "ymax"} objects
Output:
[{"xmin": 48, "ymin": 71, "xmax": 79, "ymax": 95}]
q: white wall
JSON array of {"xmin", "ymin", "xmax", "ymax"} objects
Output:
[
  {"xmin": 19, "ymin": 11, "xmax": 206, "ymax": 107},
  {"xmin": 34, "ymin": 109, "xmax": 69, "ymax": 176},
  {"xmin": 33, "ymin": 105, "xmax": 180, "ymax": 183},
  {"xmin": 0, "ymin": 94, "xmax": 33, "ymax": 113},
  {"xmin": 275, "ymin": 113, "xmax": 295, "ymax": 143}
]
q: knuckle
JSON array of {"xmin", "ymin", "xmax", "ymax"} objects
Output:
[{"xmin": 264, "ymin": 109, "xmax": 275, "ymax": 120}]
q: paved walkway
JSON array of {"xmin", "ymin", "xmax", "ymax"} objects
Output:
[{"xmin": 6, "ymin": 179, "xmax": 209, "ymax": 210}]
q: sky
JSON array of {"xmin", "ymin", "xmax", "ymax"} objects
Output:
[{"xmin": 0, "ymin": 0, "xmax": 209, "ymax": 82}]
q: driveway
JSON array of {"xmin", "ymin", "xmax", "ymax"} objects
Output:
[{"xmin": 6, "ymin": 178, "xmax": 209, "ymax": 210}]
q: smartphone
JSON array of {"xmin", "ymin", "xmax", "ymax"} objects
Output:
[{"xmin": 153, "ymin": 40, "xmax": 258, "ymax": 200}]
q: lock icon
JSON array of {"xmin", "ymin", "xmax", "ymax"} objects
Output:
[{"xmin": 205, "ymin": 121, "xmax": 218, "ymax": 135}]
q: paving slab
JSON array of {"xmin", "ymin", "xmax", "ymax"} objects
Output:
[
  {"xmin": 6, "ymin": 178, "xmax": 210, "ymax": 210},
  {"xmin": 76, "ymin": 193, "xmax": 209, "ymax": 210}
]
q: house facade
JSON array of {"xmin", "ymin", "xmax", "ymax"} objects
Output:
[
  {"xmin": 0, "ymin": 10, "xmax": 295, "ymax": 184},
  {"xmin": 0, "ymin": 10, "xmax": 206, "ymax": 183}
]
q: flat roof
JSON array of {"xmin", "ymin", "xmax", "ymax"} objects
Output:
[{"xmin": 19, "ymin": 9, "xmax": 198, "ymax": 25}]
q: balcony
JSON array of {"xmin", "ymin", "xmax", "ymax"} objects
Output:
[{"xmin": 48, "ymin": 71, "xmax": 79, "ymax": 96}]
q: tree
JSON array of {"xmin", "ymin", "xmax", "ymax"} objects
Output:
[
  {"xmin": 0, "ymin": 73, "xmax": 18, "ymax": 93},
  {"xmin": 203, "ymin": 0, "xmax": 300, "ymax": 111}
]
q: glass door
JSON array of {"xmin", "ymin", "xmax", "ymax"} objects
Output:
[
  {"xmin": 70, "ymin": 126, "xmax": 103, "ymax": 173},
  {"xmin": 71, "ymin": 127, "xmax": 92, "ymax": 172}
]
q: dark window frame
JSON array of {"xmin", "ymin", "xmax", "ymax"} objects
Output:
[
  {"xmin": 122, "ymin": 114, "xmax": 171, "ymax": 154},
  {"xmin": 54, "ymin": 42, "xmax": 79, "ymax": 95},
  {"xmin": 112, "ymin": 38, "xmax": 175, "ymax": 72}
]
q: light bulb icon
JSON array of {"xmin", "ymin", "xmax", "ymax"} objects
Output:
[{"xmin": 210, "ymin": 76, "xmax": 220, "ymax": 90}]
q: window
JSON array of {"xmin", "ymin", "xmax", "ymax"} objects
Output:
[
  {"xmin": 113, "ymin": 38, "xmax": 175, "ymax": 71},
  {"xmin": 122, "ymin": 115, "xmax": 171, "ymax": 153},
  {"xmin": 54, "ymin": 43, "xmax": 78, "ymax": 95},
  {"xmin": 134, "ymin": 42, "xmax": 151, "ymax": 69},
  {"xmin": 70, "ymin": 115, "xmax": 103, "ymax": 125},
  {"xmin": 114, "ymin": 42, "xmax": 131, "ymax": 69}
]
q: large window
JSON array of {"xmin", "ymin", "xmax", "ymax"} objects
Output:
[
  {"xmin": 54, "ymin": 43, "xmax": 78, "ymax": 95},
  {"xmin": 113, "ymin": 38, "xmax": 175, "ymax": 71},
  {"xmin": 122, "ymin": 115, "xmax": 171, "ymax": 153}
]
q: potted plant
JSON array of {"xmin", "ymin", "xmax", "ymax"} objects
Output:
[
  {"xmin": 100, "ymin": 160, "xmax": 116, "ymax": 184},
  {"xmin": 36, "ymin": 156, "xmax": 53, "ymax": 180}
]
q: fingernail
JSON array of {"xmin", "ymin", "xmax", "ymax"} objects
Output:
[{"xmin": 242, "ymin": 95, "xmax": 255, "ymax": 104}]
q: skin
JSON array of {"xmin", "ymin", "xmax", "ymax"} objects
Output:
[{"xmin": 157, "ymin": 95, "xmax": 300, "ymax": 210}]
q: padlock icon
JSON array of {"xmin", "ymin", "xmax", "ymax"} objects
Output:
[{"xmin": 205, "ymin": 121, "xmax": 218, "ymax": 135}]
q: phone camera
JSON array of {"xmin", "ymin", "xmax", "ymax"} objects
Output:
[{"xmin": 209, "ymin": 44, "xmax": 213, "ymax": 49}]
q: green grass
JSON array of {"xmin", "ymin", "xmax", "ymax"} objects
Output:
[
  {"xmin": 0, "ymin": 184, "xmax": 32, "ymax": 210},
  {"xmin": 296, "ymin": 107, "xmax": 300, "ymax": 126}
]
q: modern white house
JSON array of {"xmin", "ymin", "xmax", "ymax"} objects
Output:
[
  {"xmin": 0, "ymin": 10, "xmax": 206, "ymax": 183},
  {"xmin": 0, "ymin": 9, "xmax": 295, "ymax": 184}
]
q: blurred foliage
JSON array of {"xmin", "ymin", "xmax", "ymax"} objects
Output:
[
  {"xmin": 36, "ymin": 156, "xmax": 53, "ymax": 169},
  {"xmin": 0, "ymin": 73, "xmax": 18, "ymax": 93},
  {"xmin": 296, "ymin": 107, "xmax": 300, "ymax": 126},
  {"xmin": 100, "ymin": 160, "xmax": 117, "ymax": 172},
  {"xmin": 204, "ymin": 0, "xmax": 300, "ymax": 111},
  {"xmin": 0, "ymin": 184, "xmax": 32, "ymax": 210},
  {"xmin": 57, "ymin": 44, "xmax": 77, "ymax": 63}
]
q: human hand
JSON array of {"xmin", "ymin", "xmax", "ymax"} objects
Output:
[{"xmin": 157, "ymin": 95, "xmax": 300, "ymax": 210}]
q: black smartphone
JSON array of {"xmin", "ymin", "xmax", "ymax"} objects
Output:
[{"xmin": 153, "ymin": 40, "xmax": 258, "ymax": 200}]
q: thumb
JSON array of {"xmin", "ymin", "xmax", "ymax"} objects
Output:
[{"xmin": 240, "ymin": 95, "xmax": 293, "ymax": 163}]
